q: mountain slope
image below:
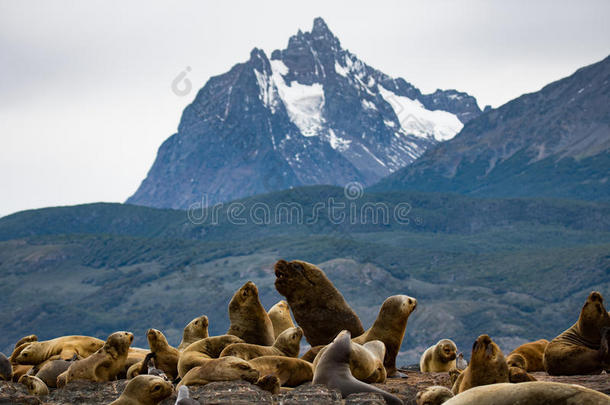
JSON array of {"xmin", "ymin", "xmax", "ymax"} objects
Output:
[
  {"xmin": 127, "ymin": 18, "xmax": 481, "ymax": 209},
  {"xmin": 372, "ymin": 55, "xmax": 610, "ymax": 200}
]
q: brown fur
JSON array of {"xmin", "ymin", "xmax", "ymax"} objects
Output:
[
  {"xmin": 544, "ymin": 291, "xmax": 610, "ymax": 375},
  {"xmin": 146, "ymin": 329, "xmax": 179, "ymax": 380},
  {"xmin": 35, "ymin": 358, "xmax": 73, "ymax": 388},
  {"xmin": 13, "ymin": 335, "xmax": 104, "ymax": 365},
  {"xmin": 506, "ymin": 339, "xmax": 549, "ymax": 372},
  {"xmin": 220, "ymin": 326, "xmax": 303, "ymax": 361},
  {"xmin": 62, "ymin": 331, "xmax": 133, "ymax": 384},
  {"xmin": 178, "ymin": 315, "xmax": 209, "ymax": 351},
  {"xmin": 248, "ymin": 356, "xmax": 313, "ymax": 387},
  {"xmin": 255, "ymin": 374, "xmax": 281, "ymax": 395},
  {"xmin": 416, "ymin": 385, "xmax": 454, "ymax": 405},
  {"xmin": 268, "ymin": 300, "xmax": 295, "ymax": 339},
  {"xmin": 352, "ymin": 294, "xmax": 417, "ymax": 376},
  {"xmin": 19, "ymin": 374, "xmax": 49, "ymax": 396},
  {"xmin": 178, "ymin": 335, "xmax": 244, "ymax": 378},
  {"xmin": 312, "ymin": 339, "xmax": 386, "ymax": 383},
  {"xmin": 178, "ymin": 356, "xmax": 259, "ymax": 387},
  {"xmin": 109, "ymin": 375, "xmax": 173, "ymax": 405},
  {"xmin": 121, "ymin": 347, "xmax": 150, "ymax": 379},
  {"xmin": 274, "ymin": 260, "xmax": 364, "ymax": 347},
  {"xmin": 452, "ymin": 334, "xmax": 509, "ymax": 394},
  {"xmin": 420, "ymin": 339, "xmax": 458, "ymax": 372},
  {"xmin": 227, "ymin": 281, "xmax": 275, "ymax": 346}
]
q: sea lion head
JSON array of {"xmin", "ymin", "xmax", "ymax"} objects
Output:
[
  {"xmin": 325, "ymin": 330, "xmax": 352, "ymax": 364},
  {"xmin": 105, "ymin": 331, "xmax": 134, "ymax": 358},
  {"xmin": 124, "ymin": 375, "xmax": 173, "ymax": 403},
  {"xmin": 579, "ymin": 291, "xmax": 610, "ymax": 340},
  {"xmin": 436, "ymin": 339, "xmax": 457, "ymax": 363},
  {"xmin": 471, "ymin": 334, "xmax": 503, "ymax": 364},
  {"xmin": 506, "ymin": 353, "xmax": 527, "ymax": 369},
  {"xmin": 214, "ymin": 356, "xmax": 260, "ymax": 384},
  {"xmin": 377, "ymin": 295, "xmax": 417, "ymax": 324},
  {"xmin": 415, "ymin": 385, "xmax": 454, "ymax": 405},
  {"xmin": 274, "ymin": 260, "xmax": 324, "ymax": 296},
  {"xmin": 184, "ymin": 315, "xmax": 209, "ymax": 340},
  {"xmin": 255, "ymin": 374, "xmax": 281, "ymax": 395},
  {"xmin": 147, "ymin": 329, "xmax": 169, "ymax": 351},
  {"xmin": 14, "ymin": 342, "xmax": 45, "ymax": 365},
  {"xmin": 273, "ymin": 326, "xmax": 303, "ymax": 357},
  {"xmin": 229, "ymin": 281, "xmax": 261, "ymax": 313}
]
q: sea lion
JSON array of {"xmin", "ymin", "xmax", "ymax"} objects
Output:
[
  {"xmin": 13, "ymin": 335, "xmax": 104, "ymax": 365},
  {"xmin": 127, "ymin": 352, "xmax": 168, "ymax": 380},
  {"xmin": 455, "ymin": 353, "xmax": 467, "ymax": 370},
  {"xmin": 0, "ymin": 352, "xmax": 12, "ymax": 381},
  {"xmin": 443, "ymin": 381, "xmax": 610, "ymax": 405},
  {"xmin": 62, "ymin": 331, "xmax": 134, "ymax": 384},
  {"xmin": 175, "ymin": 385, "xmax": 199, "ymax": 405},
  {"xmin": 19, "ymin": 374, "xmax": 49, "ymax": 396},
  {"xmin": 312, "ymin": 330, "xmax": 402, "ymax": 405},
  {"xmin": 416, "ymin": 386, "xmax": 454, "ymax": 405},
  {"xmin": 220, "ymin": 326, "xmax": 303, "ymax": 360},
  {"xmin": 248, "ymin": 356, "xmax": 313, "ymax": 387},
  {"xmin": 227, "ymin": 281, "xmax": 275, "ymax": 346},
  {"xmin": 13, "ymin": 335, "xmax": 38, "ymax": 351},
  {"xmin": 178, "ymin": 356, "xmax": 259, "ymax": 387},
  {"xmin": 506, "ymin": 339, "xmax": 548, "ymax": 372},
  {"xmin": 121, "ymin": 347, "xmax": 150, "ymax": 379},
  {"xmin": 544, "ymin": 291, "xmax": 610, "ymax": 375},
  {"xmin": 312, "ymin": 339, "xmax": 387, "ymax": 383},
  {"xmin": 274, "ymin": 260, "xmax": 364, "ymax": 346},
  {"xmin": 255, "ymin": 374, "xmax": 281, "ymax": 395},
  {"xmin": 147, "ymin": 329, "xmax": 179, "ymax": 380},
  {"xmin": 352, "ymin": 295, "xmax": 417, "ymax": 376},
  {"xmin": 35, "ymin": 358, "xmax": 74, "ymax": 387},
  {"xmin": 109, "ymin": 374, "xmax": 173, "ymax": 405},
  {"xmin": 268, "ymin": 300, "xmax": 295, "ymax": 339},
  {"xmin": 178, "ymin": 315, "xmax": 209, "ymax": 350},
  {"xmin": 420, "ymin": 339, "xmax": 458, "ymax": 372},
  {"xmin": 178, "ymin": 335, "xmax": 244, "ymax": 378},
  {"xmin": 451, "ymin": 334, "xmax": 509, "ymax": 394}
]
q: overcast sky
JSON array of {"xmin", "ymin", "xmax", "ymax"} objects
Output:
[{"xmin": 1, "ymin": 0, "xmax": 609, "ymax": 218}]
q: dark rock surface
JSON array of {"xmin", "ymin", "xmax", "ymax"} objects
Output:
[{"xmin": 2, "ymin": 371, "xmax": 609, "ymax": 404}]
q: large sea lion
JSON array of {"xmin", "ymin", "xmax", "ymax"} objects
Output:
[
  {"xmin": 19, "ymin": 374, "xmax": 49, "ymax": 396},
  {"xmin": 443, "ymin": 381, "xmax": 610, "ymax": 405},
  {"xmin": 352, "ymin": 295, "xmax": 417, "ymax": 376},
  {"xmin": 416, "ymin": 386, "xmax": 454, "ymax": 405},
  {"xmin": 220, "ymin": 326, "xmax": 303, "ymax": 360},
  {"xmin": 0, "ymin": 352, "xmax": 12, "ymax": 381},
  {"xmin": 312, "ymin": 339, "xmax": 387, "ymax": 383},
  {"xmin": 248, "ymin": 356, "xmax": 313, "ymax": 387},
  {"xmin": 544, "ymin": 291, "xmax": 610, "ymax": 375},
  {"xmin": 274, "ymin": 260, "xmax": 364, "ymax": 347},
  {"xmin": 268, "ymin": 300, "xmax": 295, "ymax": 339},
  {"xmin": 451, "ymin": 334, "xmax": 509, "ymax": 394},
  {"xmin": 178, "ymin": 356, "xmax": 259, "ymax": 387},
  {"xmin": 420, "ymin": 339, "xmax": 458, "ymax": 372},
  {"xmin": 13, "ymin": 335, "xmax": 104, "ymax": 365},
  {"xmin": 147, "ymin": 329, "xmax": 179, "ymax": 380},
  {"xmin": 227, "ymin": 281, "xmax": 275, "ymax": 346},
  {"xmin": 506, "ymin": 339, "xmax": 548, "ymax": 372},
  {"xmin": 312, "ymin": 330, "xmax": 402, "ymax": 405},
  {"xmin": 62, "ymin": 331, "xmax": 134, "ymax": 384},
  {"xmin": 178, "ymin": 315, "xmax": 209, "ymax": 350},
  {"xmin": 109, "ymin": 374, "xmax": 173, "ymax": 405},
  {"xmin": 178, "ymin": 335, "xmax": 244, "ymax": 378}
]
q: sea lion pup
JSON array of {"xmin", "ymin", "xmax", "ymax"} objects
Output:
[
  {"xmin": 178, "ymin": 315, "xmax": 209, "ymax": 350},
  {"xmin": 13, "ymin": 335, "xmax": 104, "ymax": 365},
  {"xmin": 313, "ymin": 330, "xmax": 403, "ymax": 405},
  {"xmin": 62, "ymin": 331, "xmax": 134, "ymax": 384},
  {"xmin": 177, "ymin": 356, "xmax": 260, "ymax": 387},
  {"xmin": 274, "ymin": 260, "xmax": 364, "ymax": 346},
  {"xmin": 443, "ymin": 381, "xmax": 610, "ymax": 405},
  {"xmin": 352, "ymin": 295, "xmax": 417, "ymax": 376},
  {"xmin": 35, "ymin": 357, "xmax": 77, "ymax": 387},
  {"xmin": 506, "ymin": 339, "xmax": 548, "ymax": 372},
  {"xmin": 268, "ymin": 300, "xmax": 295, "ymax": 339},
  {"xmin": 416, "ymin": 386, "xmax": 454, "ymax": 405},
  {"xmin": 544, "ymin": 291, "xmax": 610, "ymax": 375},
  {"xmin": 248, "ymin": 356, "xmax": 313, "ymax": 387},
  {"xmin": 455, "ymin": 353, "xmax": 467, "ymax": 370},
  {"xmin": 18, "ymin": 374, "xmax": 49, "ymax": 396},
  {"xmin": 451, "ymin": 334, "xmax": 508, "ymax": 395},
  {"xmin": 0, "ymin": 352, "xmax": 12, "ymax": 381},
  {"xmin": 227, "ymin": 281, "xmax": 275, "ymax": 346},
  {"xmin": 420, "ymin": 339, "xmax": 458, "ymax": 372},
  {"xmin": 312, "ymin": 339, "xmax": 387, "ymax": 383},
  {"xmin": 175, "ymin": 385, "xmax": 199, "ymax": 405},
  {"xmin": 255, "ymin": 374, "xmax": 281, "ymax": 395},
  {"xmin": 177, "ymin": 335, "xmax": 244, "ymax": 378},
  {"xmin": 220, "ymin": 326, "xmax": 303, "ymax": 360},
  {"xmin": 147, "ymin": 329, "xmax": 180, "ymax": 380},
  {"xmin": 109, "ymin": 374, "xmax": 173, "ymax": 405}
]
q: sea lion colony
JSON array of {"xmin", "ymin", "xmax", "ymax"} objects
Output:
[{"xmin": 1, "ymin": 260, "xmax": 609, "ymax": 405}]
